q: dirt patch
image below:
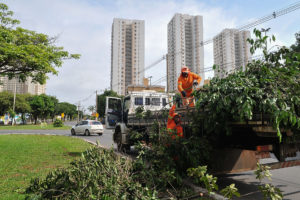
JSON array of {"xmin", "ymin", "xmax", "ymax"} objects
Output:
[
  {"xmin": 22, "ymin": 165, "xmax": 34, "ymax": 170},
  {"xmin": 65, "ymin": 152, "xmax": 82, "ymax": 157}
]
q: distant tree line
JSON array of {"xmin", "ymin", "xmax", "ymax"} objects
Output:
[{"xmin": 0, "ymin": 91, "xmax": 77, "ymax": 124}]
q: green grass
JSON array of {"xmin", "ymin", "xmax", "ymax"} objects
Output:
[
  {"xmin": 0, "ymin": 135, "xmax": 92, "ymax": 200},
  {"xmin": 0, "ymin": 124, "xmax": 70, "ymax": 130}
]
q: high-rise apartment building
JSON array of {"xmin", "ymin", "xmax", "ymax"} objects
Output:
[
  {"xmin": 213, "ymin": 29, "xmax": 251, "ymax": 78},
  {"xmin": 0, "ymin": 76, "xmax": 46, "ymax": 95},
  {"xmin": 111, "ymin": 18, "xmax": 145, "ymax": 95},
  {"xmin": 167, "ymin": 13, "xmax": 204, "ymax": 92}
]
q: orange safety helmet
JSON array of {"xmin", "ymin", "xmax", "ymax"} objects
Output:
[{"xmin": 181, "ymin": 66, "xmax": 190, "ymax": 73}]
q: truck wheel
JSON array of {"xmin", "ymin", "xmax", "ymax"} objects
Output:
[
  {"xmin": 274, "ymin": 144, "xmax": 285, "ymax": 162},
  {"xmin": 118, "ymin": 143, "xmax": 130, "ymax": 153}
]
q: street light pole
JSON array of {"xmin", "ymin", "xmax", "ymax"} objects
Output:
[
  {"xmin": 12, "ymin": 78, "xmax": 17, "ymax": 126},
  {"xmin": 148, "ymin": 76, "xmax": 153, "ymax": 86}
]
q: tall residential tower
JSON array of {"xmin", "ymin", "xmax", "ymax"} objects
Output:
[
  {"xmin": 0, "ymin": 76, "xmax": 45, "ymax": 95},
  {"xmin": 111, "ymin": 18, "xmax": 145, "ymax": 95},
  {"xmin": 213, "ymin": 29, "xmax": 251, "ymax": 78},
  {"xmin": 167, "ymin": 13, "xmax": 204, "ymax": 92}
]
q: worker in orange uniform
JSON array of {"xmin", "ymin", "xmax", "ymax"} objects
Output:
[
  {"xmin": 178, "ymin": 66, "xmax": 202, "ymax": 107},
  {"xmin": 167, "ymin": 104, "xmax": 183, "ymax": 139}
]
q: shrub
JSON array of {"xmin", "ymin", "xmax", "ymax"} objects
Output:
[{"xmin": 53, "ymin": 119, "xmax": 63, "ymax": 127}]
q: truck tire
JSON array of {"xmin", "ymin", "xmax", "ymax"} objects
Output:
[
  {"xmin": 274, "ymin": 144, "xmax": 285, "ymax": 162},
  {"xmin": 113, "ymin": 126, "xmax": 130, "ymax": 153},
  {"xmin": 113, "ymin": 127, "xmax": 122, "ymax": 150}
]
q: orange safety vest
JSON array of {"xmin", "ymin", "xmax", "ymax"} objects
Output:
[
  {"xmin": 167, "ymin": 105, "xmax": 183, "ymax": 139},
  {"xmin": 178, "ymin": 72, "xmax": 201, "ymax": 97}
]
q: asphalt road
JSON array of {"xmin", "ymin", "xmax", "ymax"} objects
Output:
[
  {"xmin": 0, "ymin": 128, "xmax": 300, "ymax": 199},
  {"xmin": 218, "ymin": 154, "xmax": 300, "ymax": 200}
]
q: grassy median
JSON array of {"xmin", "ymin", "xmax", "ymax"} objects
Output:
[
  {"xmin": 0, "ymin": 124, "xmax": 70, "ymax": 130},
  {"xmin": 0, "ymin": 135, "xmax": 91, "ymax": 200}
]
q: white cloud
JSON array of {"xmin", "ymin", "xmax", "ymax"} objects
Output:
[{"xmin": 2, "ymin": 0, "xmax": 299, "ymax": 108}]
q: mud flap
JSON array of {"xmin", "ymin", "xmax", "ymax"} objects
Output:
[{"xmin": 212, "ymin": 149, "xmax": 258, "ymax": 174}]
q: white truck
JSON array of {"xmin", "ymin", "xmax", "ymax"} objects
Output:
[{"xmin": 105, "ymin": 90, "xmax": 175, "ymax": 150}]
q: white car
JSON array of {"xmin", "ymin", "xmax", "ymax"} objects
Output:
[{"xmin": 71, "ymin": 120, "xmax": 104, "ymax": 136}]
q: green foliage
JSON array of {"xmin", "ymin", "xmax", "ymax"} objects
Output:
[
  {"xmin": 0, "ymin": 91, "xmax": 12, "ymax": 115},
  {"xmin": 55, "ymin": 102, "xmax": 77, "ymax": 120},
  {"xmin": 259, "ymin": 184, "xmax": 283, "ymax": 200},
  {"xmin": 0, "ymin": 3, "xmax": 80, "ymax": 84},
  {"xmin": 29, "ymin": 94, "xmax": 56, "ymax": 124},
  {"xmin": 0, "ymin": 91, "xmax": 76, "ymax": 123},
  {"xmin": 144, "ymin": 109, "xmax": 152, "ymax": 119},
  {"xmin": 96, "ymin": 90, "xmax": 120, "ymax": 117},
  {"xmin": 53, "ymin": 118, "xmax": 63, "ymax": 127},
  {"xmin": 8, "ymin": 108, "xmax": 15, "ymax": 123},
  {"xmin": 87, "ymin": 105, "xmax": 95, "ymax": 113},
  {"xmin": 254, "ymin": 162, "xmax": 272, "ymax": 181},
  {"xmin": 133, "ymin": 107, "xmax": 153, "ymax": 119},
  {"xmin": 220, "ymin": 184, "xmax": 240, "ymax": 199},
  {"xmin": 187, "ymin": 167, "xmax": 241, "ymax": 199},
  {"xmin": 254, "ymin": 163, "xmax": 283, "ymax": 200},
  {"xmin": 0, "ymin": 92, "xmax": 31, "ymax": 119},
  {"xmin": 194, "ymin": 29, "xmax": 300, "ymax": 141},
  {"xmin": 135, "ymin": 106, "xmax": 145, "ymax": 119},
  {"xmin": 132, "ymin": 140, "xmax": 178, "ymax": 197},
  {"xmin": 187, "ymin": 166, "xmax": 218, "ymax": 194},
  {"xmin": 26, "ymin": 147, "xmax": 158, "ymax": 200},
  {"xmin": 15, "ymin": 93, "xmax": 32, "ymax": 123},
  {"xmin": 130, "ymin": 121, "xmax": 213, "ymax": 198},
  {"xmin": 290, "ymin": 31, "xmax": 300, "ymax": 53}
]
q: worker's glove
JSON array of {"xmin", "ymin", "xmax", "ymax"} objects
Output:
[
  {"xmin": 193, "ymin": 80, "xmax": 198, "ymax": 86},
  {"xmin": 181, "ymin": 91, "xmax": 186, "ymax": 97}
]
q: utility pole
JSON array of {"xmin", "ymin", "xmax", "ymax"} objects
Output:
[
  {"xmin": 95, "ymin": 90, "xmax": 98, "ymax": 121},
  {"xmin": 77, "ymin": 102, "xmax": 81, "ymax": 123}
]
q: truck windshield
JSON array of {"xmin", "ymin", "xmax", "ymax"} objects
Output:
[{"xmin": 108, "ymin": 98, "xmax": 122, "ymax": 111}]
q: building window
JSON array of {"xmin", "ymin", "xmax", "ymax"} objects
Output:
[
  {"xmin": 162, "ymin": 98, "xmax": 167, "ymax": 106},
  {"xmin": 145, "ymin": 98, "xmax": 150, "ymax": 105},
  {"xmin": 151, "ymin": 98, "xmax": 160, "ymax": 106},
  {"xmin": 134, "ymin": 97, "xmax": 143, "ymax": 105}
]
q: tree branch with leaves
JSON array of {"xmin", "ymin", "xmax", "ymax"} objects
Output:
[{"xmin": 0, "ymin": 3, "xmax": 80, "ymax": 84}]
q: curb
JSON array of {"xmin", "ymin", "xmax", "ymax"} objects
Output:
[{"xmin": 183, "ymin": 179, "xmax": 228, "ymax": 200}]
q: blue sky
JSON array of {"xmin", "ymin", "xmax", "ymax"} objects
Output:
[{"xmin": 2, "ymin": 0, "xmax": 300, "ymax": 110}]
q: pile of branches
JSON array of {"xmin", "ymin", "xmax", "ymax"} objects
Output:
[
  {"xmin": 25, "ymin": 147, "xmax": 158, "ymax": 200},
  {"xmin": 194, "ymin": 29, "xmax": 300, "ymax": 141}
]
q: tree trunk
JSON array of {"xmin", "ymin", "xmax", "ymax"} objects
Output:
[{"xmin": 21, "ymin": 113, "xmax": 25, "ymax": 125}]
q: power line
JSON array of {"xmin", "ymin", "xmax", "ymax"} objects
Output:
[{"xmin": 152, "ymin": 53, "xmax": 265, "ymax": 85}]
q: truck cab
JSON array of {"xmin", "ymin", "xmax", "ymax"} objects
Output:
[{"xmin": 105, "ymin": 90, "xmax": 175, "ymax": 150}]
